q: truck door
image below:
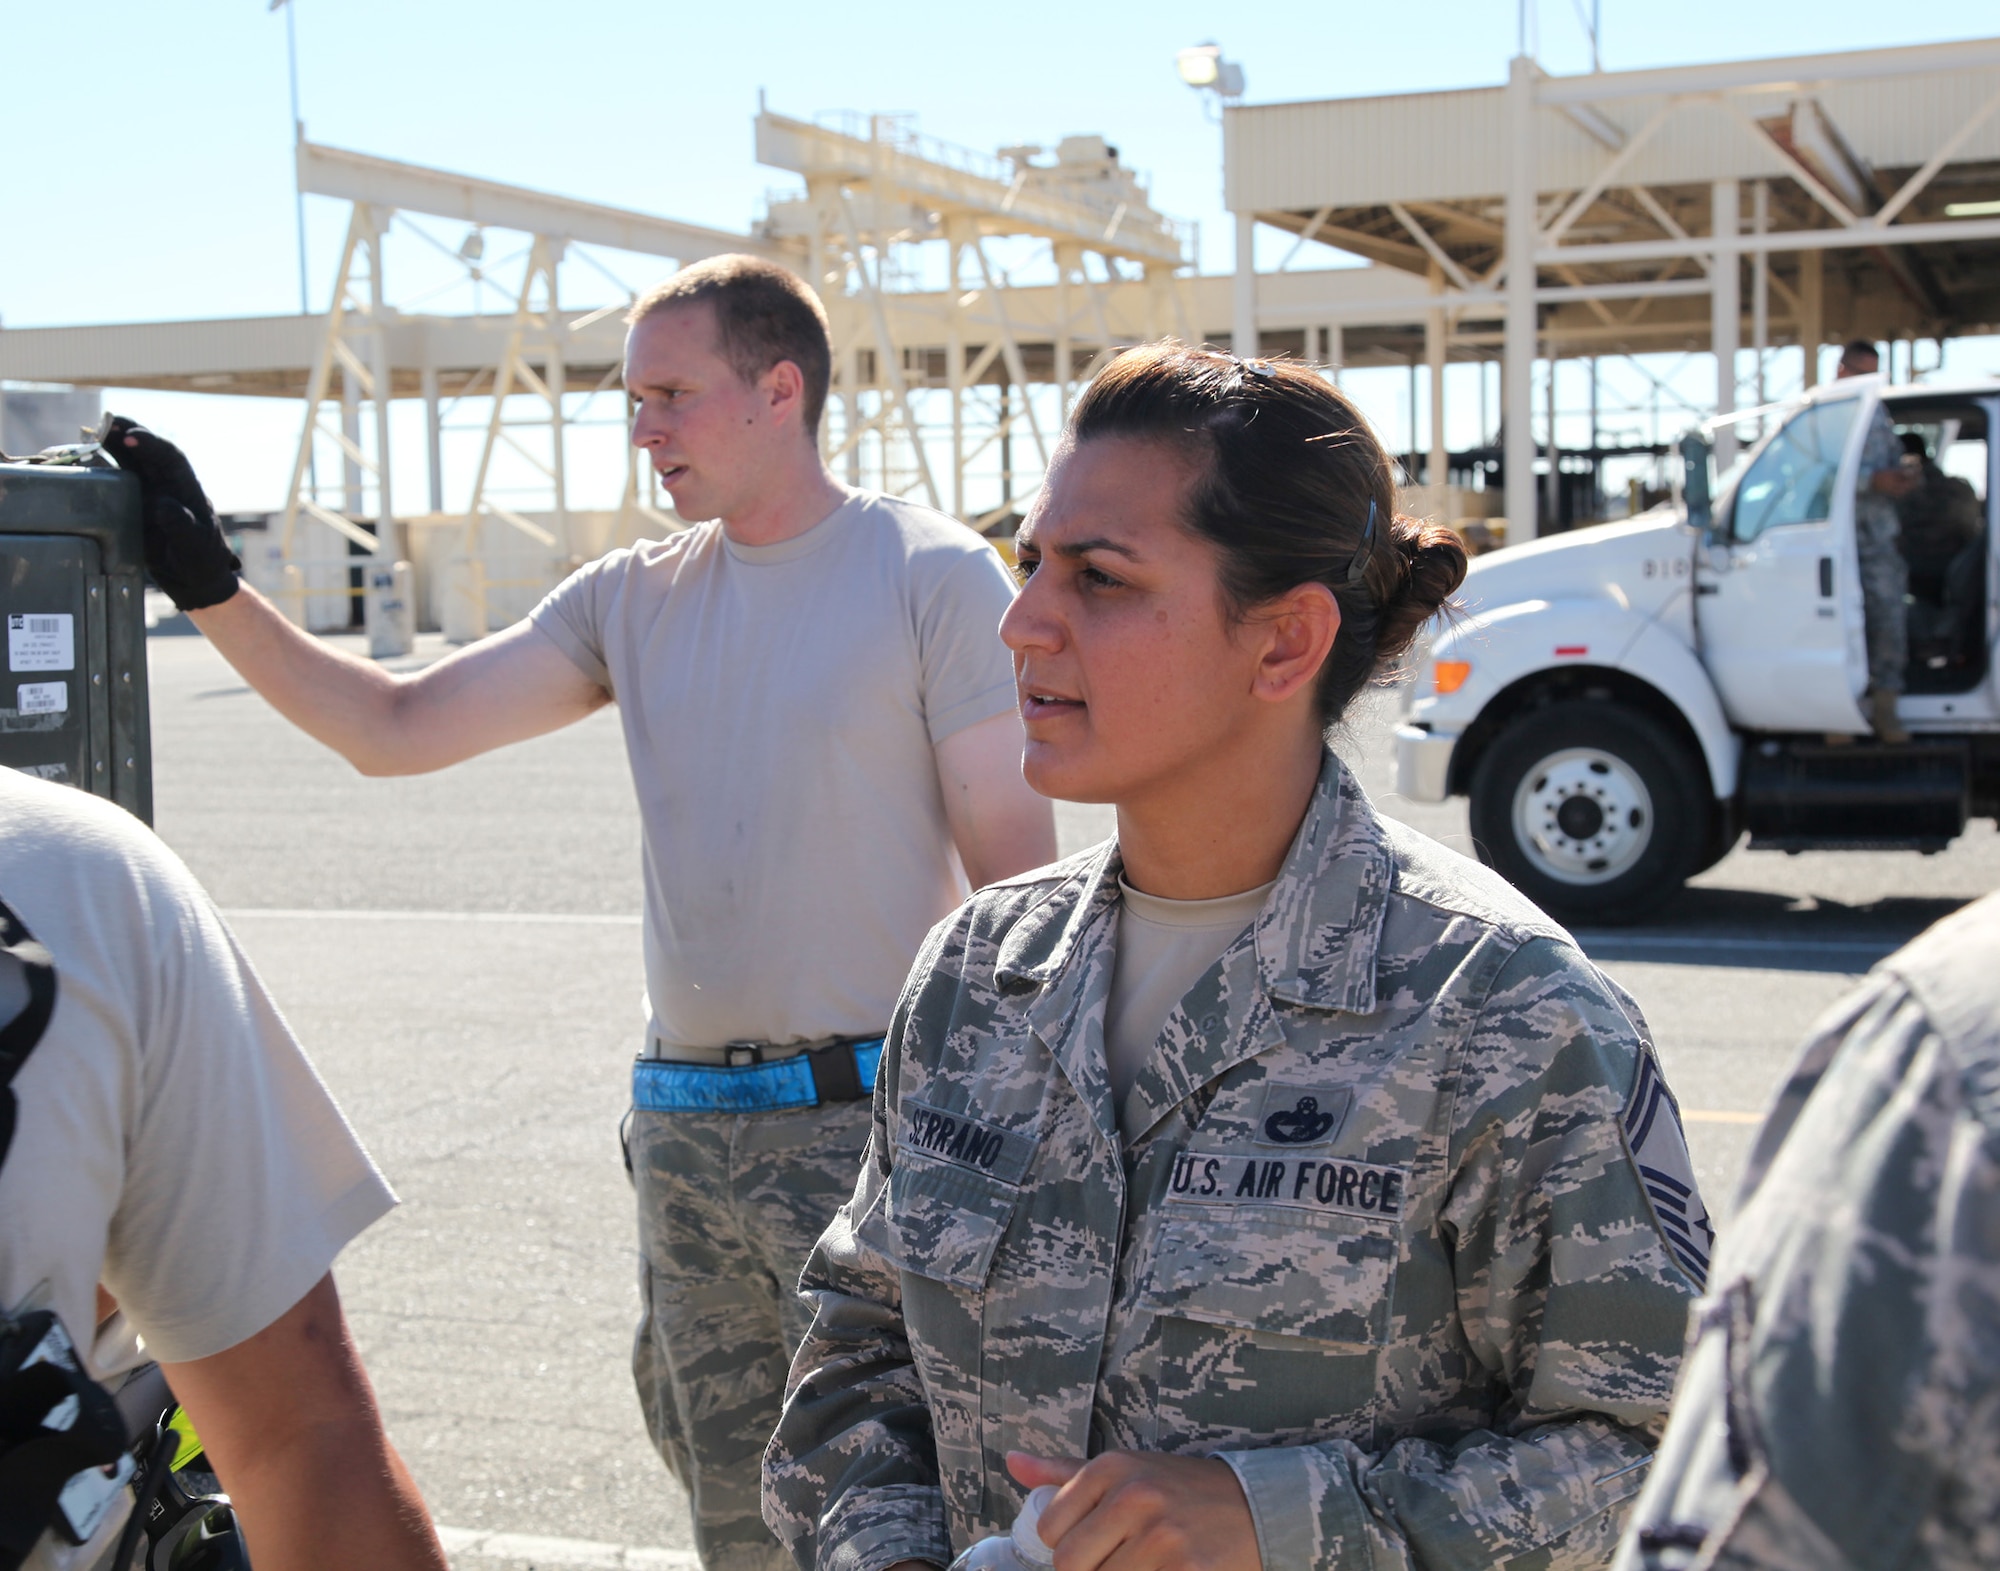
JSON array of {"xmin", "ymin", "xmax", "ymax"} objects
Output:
[{"xmin": 1694, "ymin": 396, "xmax": 1868, "ymax": 733}]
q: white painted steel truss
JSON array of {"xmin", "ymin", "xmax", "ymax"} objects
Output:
[
  {"xmin": 1226, "ymin": 35, "xmax": 2000, "ymax": 539},
  {"xmin": 267, "ymin": 121, "xmax": 1197, "ymax": 640},
  {"xmin": 758, "ymin": 110, "xmax": 1195, "ymax": 530}
]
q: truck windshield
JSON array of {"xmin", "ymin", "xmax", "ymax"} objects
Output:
[{"xmin": 1729, "ymin": 400, "xmax": 1861, "ymax": 544}]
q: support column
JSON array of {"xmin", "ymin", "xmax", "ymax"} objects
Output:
[
  {"xmin": 1712, "ymin": 177, "xmax": 1741, "ymax": 469},
  {"xmin": 1054, "ymin": 243, "xmax": 1075, "ymax": 420},
  {"xmin": 1407, "ymin": 358, "xmax": 1420, "ymax": 479},
  {"xmin": 1232, "ymin": 212, "xmax": 1257, "ymax": 355},
  {"xmin": 421, "ymin": 361, "xmax": 443, "ymax": 514},
  {"xmin": 1800, "ymin": 249, "xmax": 1823, "ymax": 389},
  {"xmin": 362, "ymin": 210, "xmax": 412, "ymax": 658},
  {"xmin": 363, "ymin": 215, "xmax": 395, "ymax": 558},
  {"xmin": 841, "ymin": 343, "xmax": 862, "ymax": 486},
  {"xmin": 946, "ymin": 225, "xmax": 966, "ymax": 520},
  {"xmin": 1325, "ymin": 322, "xmax": 1343, "ymax": 384},
  {"xmin": 1503, "ymin": 54, "xmax": 1539, "ymax": 542},
  {"xmin": 340, "ymin": 371, "xmax": 363, "ymax": 516},
  {"xmin": 1751, "ymin": 181, "xmax": 1769, "ymax": 415},
  {"xmin": 1588, "ymin": 357, "xmax": 1600, "ymax": 518},
  {"xmin": 809, "ymin": 202, "xmax": 831, "ymax": 465},
  {"xmin": 1543, "ymin": 349, "xmax": 1560, "ymax": 528},
  {"xmin": 545, "ymin": 245, "xmax": 569, "ymax": 539},
  {"xmin": 1427, "ymin": 265, "xmax": 1448, "ymax": 498}
]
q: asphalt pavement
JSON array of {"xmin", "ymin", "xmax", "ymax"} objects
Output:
[{"xmin": 139, "ymin": 628, "xmax": 1996, "ymax": 1568}]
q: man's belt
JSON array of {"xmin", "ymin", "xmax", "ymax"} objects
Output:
[{"xmin": 631, "ymin": 1037, "xmax": 885, "ymax": 1114}]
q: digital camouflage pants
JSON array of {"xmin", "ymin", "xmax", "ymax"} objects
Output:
[
  {"xmin": 627, "ymin": 1097, "xmax": 873, "ymax": 1571},
  {"xmin": 1858, "ymin": 494, "xmax": 1909, "ymax": 696}
]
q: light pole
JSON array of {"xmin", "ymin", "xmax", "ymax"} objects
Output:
[
  {"xmin": 270, "ymin": 0, "xmax": 310, "ymax": 314},
  {"xmin": 1176, "ymin": 43, "xmax": 1249, "ymax": 351}
]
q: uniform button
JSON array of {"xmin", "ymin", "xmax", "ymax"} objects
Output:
[{"xmin": 1202, "ymin": 1014, "xmax": 1220, "ymax": 1030}]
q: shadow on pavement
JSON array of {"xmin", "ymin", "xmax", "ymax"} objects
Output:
[{"xmin": 1574, "ymin": 886, "xmax": 1970, "ymax": 973}]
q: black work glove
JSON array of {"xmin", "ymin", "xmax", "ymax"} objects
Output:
[{"xmin": 102, "ymin": 415, "xmax": 242, "ymax": 611}]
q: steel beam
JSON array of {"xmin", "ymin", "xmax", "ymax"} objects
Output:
[
  {"xmin": 1534, "ymin": 35, "xmax": 2000, "ymax": 106},
  {"xmin": 298, "ymin": 141, "xmax": 771, "ymax": 264}
]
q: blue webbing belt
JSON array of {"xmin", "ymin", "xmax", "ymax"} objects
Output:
[{"xmin": 631, "ymin": 1038, "xmax": 884, "ymax": 1114}]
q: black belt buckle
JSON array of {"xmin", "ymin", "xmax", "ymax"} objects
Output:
[
  {"xmin": 724, "ymin": 1041, "xmax": 764, "ymax": 1067},
  {"xmin": 806, "ymin": 1040, "xmax": 866, "ymax": 1104}
]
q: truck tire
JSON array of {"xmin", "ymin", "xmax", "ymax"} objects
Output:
[{"xmin": 1467, "ymin": 700, "xmax": 1710, "ymax": 926}]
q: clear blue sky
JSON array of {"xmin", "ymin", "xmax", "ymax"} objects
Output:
[{"xmin": 2, "ymin": 1, "xmax": 1987, "ymax": 509}]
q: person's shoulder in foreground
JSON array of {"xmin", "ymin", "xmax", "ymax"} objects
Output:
[
  {"xmin": 1617, "ymin": 890, "xmax": 2000, "ymax": 1571},
  {"xmin": 1, "ymin": 766, "xmax": 395, "ymax": 1359},
  {"xmin": 0, "ymin": 769, "xmax": 443, "ymax": 1571}
]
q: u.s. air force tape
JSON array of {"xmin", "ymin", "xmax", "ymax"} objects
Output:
[{"xmin": 1169, "ymin": 1148, "xmax": 1407, "ymax": 1219}]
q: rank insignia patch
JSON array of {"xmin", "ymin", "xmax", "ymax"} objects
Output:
[
  {"xmin": 1624, "ymin": 1047, "xmax": 1714, "ymax": 1289},
  {"xmin": 1253, "ymin": 1083, "xmax": 1353, "ymax": 1147}
]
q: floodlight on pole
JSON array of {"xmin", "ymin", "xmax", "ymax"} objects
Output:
[{"xmin": 1176, "ymin": 42, "xmax": 1244, "ymax": 102}]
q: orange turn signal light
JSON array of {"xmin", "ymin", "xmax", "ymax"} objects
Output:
[{"xmin": 1433, "ymin": 660, "xmax": 1472, "ymax": 695}]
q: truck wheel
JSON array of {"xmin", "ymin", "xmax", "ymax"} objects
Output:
[{"xmin": 1467, "ymin": 701, "xmax": 1709, "ymax": 926}]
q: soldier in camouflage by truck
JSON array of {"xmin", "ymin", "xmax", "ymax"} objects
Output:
[{"xmin": 1397, "ymin": 369, "xmax": 1997, "ymax": 923}]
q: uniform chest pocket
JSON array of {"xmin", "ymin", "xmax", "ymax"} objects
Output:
[
  {"xmin": 1144, "ymin": 1209, "xmax": 1398, "ymax": 1346},
  {"xmin": 867, "ymin": 1151, "xmax": 1027, "ymax": 1527},
  {"xmin": 1140, "ymin": 1210, "xmax": 1398, "ymax": 1453},
  {"xmin": 879, "ymin": 1150, "xmax": 1023, "ymax": 1289}
]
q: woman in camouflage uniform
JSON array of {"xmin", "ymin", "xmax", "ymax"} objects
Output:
[{"xmin": 764, "ymin": 345, "xmax": 1708, "ymax": 1571}]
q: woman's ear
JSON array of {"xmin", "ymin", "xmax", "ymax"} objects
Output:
[{"xmin": 1248, "ymin": 582, "xmax": 1340, "ymax": 707}]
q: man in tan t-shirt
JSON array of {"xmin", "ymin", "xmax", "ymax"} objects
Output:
[{"xmin": 107, "ymin": 255, "xmax": 1055, "ymax": 1570}]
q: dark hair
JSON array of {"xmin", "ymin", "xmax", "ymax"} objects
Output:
[
  {"xmin": 1066, "ymin": 342, "xmax": 1466, "ymax": 724},
  {"xmin": 1840, "ymin": 338, "xmax": 1881, "ymax": 368},
  {"xmin": 628, "ymin": 255, "xmax": 833, "ymax": 435}
]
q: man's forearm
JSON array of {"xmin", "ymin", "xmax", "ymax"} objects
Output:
[
  {"xmin": 189, "ymin": 584, "xmax": 419, "ymax": 774},
  {"xmin": 219, "ymin": 1417, "xmax": 445, "ymax": 1571},
  {"xmin": 164, "ymin": 1275, "xmax": 446, "ymax": 1571},
  {"xmin": 187, "ymin": 585, "xmax": 606, "ymax": 775}
]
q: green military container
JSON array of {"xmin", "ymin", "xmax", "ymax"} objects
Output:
[{"xmin": 0, "ymin": 457, "xmax": 152, "ymax": 823}]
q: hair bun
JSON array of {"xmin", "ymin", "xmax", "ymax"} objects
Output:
[{"xmin": 1375, "ymin": 518, "xmax": 1467, "ymax": 664}]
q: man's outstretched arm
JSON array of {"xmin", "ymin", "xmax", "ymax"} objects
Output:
[
  {"xmin": 161, "ymin": 1272, "xmax": 446, "ymax": 1571},
  {"xmin": 106, "ymin": 415, "xmax": 608, "ymax": 775},
  {"xmin": 190, "ymin": 588, "xmax": 609, "ymax": 775}
]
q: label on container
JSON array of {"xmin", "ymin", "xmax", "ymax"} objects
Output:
[
  {"xmin": 16, "ymin": 681, "xmax": 66, "ymax": 716},
  {"xmin": 8, "ymin": 613, "xmax": 74, "ymax": 672}
]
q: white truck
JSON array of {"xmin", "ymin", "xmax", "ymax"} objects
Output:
[{"xmin": 1396, "ymin": 374, "xmax": 1995, "ymax": 923}]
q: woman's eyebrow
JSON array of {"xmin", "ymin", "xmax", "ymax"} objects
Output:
[{"xmin": 1050, "ymin": 535, "xmax": 1143, "ymax": 561}]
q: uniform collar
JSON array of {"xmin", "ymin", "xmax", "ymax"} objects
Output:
[
  {"xmin": 1251, "ymin": 750, "xmax": 1393, "ymax": 1017},
  {"xmin": 992, "ymin": 750, "xmax": 1393, "ymax": 1107}
]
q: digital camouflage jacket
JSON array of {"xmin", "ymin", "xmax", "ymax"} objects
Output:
[
  {"xmin": 765, "ymin": 752, "xmax": 1707, "ymax": 1571},
  {"xmin": 1617, "ymin": 891, "xmax": 2000, "ymax": 1571}
]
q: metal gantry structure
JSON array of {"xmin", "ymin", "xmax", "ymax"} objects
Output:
[
  {"xmin": 1226, "ymin": 36, "xmax": 2000, "ymax": 537},
  {"xmin": 246, "ymin": 116, "xmax": 1198, "ymax": 641},
  {"xmin": 755, "ymin": 106, "xmax": 1195, "ymax": 529},
  {"xmin": 271, "ymin": 140, "xmax": 762, "ymax": 642}
]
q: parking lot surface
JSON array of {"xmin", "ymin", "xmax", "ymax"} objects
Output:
[{"xmin": 142, "ymin": 630, "xmax": 1997, "ymax": 1566}]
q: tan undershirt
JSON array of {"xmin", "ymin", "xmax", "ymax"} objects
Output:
[{"xmin": 1105, "ymin": 876, "xmax": 1275, "ymax": 1111}]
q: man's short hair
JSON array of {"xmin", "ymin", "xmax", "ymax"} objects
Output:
[
  {"xmin": 627, "ymin": 255, "xmax": 833, "ymax": 436},
  {"xmin": 1840, "ymin": 338, "xmax": 1881, "ymax": 369}
]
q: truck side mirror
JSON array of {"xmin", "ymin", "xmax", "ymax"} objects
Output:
[{"xmin": 1678, "ymin": 431, "xmax": 1714, "ymax": 536}]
